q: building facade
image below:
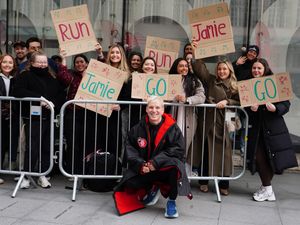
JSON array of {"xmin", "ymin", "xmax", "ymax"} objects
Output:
[{"xmin": 0, "ymin": 0, "xmax": 300, "ymax": 144}]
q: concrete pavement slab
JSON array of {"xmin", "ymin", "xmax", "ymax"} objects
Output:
[{"xmin": 0, "ymin": 171, "xmax": 299, "ymax": 225}]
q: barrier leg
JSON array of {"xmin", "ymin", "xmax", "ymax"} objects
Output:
[
  {"xmin": 72, "ymin": 176, "xmax": 78, "ymax": 202},
  {"xmin": 28, "ymin": 176, "xmax": 37, "ymax": 188},
  {"xmin": 214, "ymin": 178, "xmax": 221, "ymax": 202},
  {"xmin": 11, "ymin": 173, "xmax": 25, "ymax": 198}
]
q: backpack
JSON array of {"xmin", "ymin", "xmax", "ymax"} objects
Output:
[{"xmin": 83, "ymin": 149, "xmax": 120, "ymax": 192}]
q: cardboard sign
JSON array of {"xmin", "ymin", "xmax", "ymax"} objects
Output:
[
  {"xmin": 187, "ymin": 2, "xmax": 235, "ymax": 59},
  {"xmin": 50, "ymin": 4, "xmax": 97, "ymax": 56},
  {"xmin": 238, "ymin": 73, "xmax": 293, "ymax": 107},
  {"xmin": 131, "ymin": 73, "xmax": 182, "ymax": 101},
  {"xmin": 144, "ymin": 36, "xmax": 180, "ymax": 73},
  {"xmin": 74, "ymin": 59, "xmax": 127, "ymax": 117}
]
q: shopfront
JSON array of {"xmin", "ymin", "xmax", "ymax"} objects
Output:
[{"xmin": 0, "ymin": 0, "xmax": 299, "ymax": 147}]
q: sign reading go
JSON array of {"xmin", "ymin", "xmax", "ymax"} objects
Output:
[
  {"xmin": 131, "ymin": 73, "xmax": 182, "ymax": 101},
  {"xmin": 238, "ymin": 73, "xmax": 293, "ymax": 107}
]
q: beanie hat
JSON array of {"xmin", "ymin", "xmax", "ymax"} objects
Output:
[
  {"xmin": 13, "ymin": 40, "xmax": 26, "ymax": 48},
  {"xmin": 247, "ymin": 45, "xmax": 260, "ymax": 56}
]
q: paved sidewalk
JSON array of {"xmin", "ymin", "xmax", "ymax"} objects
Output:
[{"xmin": 0, "ymin": 171, "xmax": 299, "ymax": 225}]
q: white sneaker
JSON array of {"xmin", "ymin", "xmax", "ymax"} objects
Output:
[
  {"xmin": 38, "ymin": 176, "xmax": 51, "ymax": 188},
  {"xmin": 191, "ymin": 170, "xmax": 199, "ymax": 177},
  {"xmin": 253, "ymin": 185, "xmax": 264, "ymax": 197},
  {"xmin": 0, "ymin": 178, "xmax": 4, "ymax": 184},
  {"xmin": 253, "ymin": 187, "xmax": 276, "ymax": 202},
  {"xmin": 20, "ymin": 178, "xmax": 30, "ymax": 189}
]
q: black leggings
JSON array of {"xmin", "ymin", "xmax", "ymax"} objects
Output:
[
  {"xmin": 125, "ymin": 167, "xmax": 178, "ymax": 200},
  {"xmin": 255, "ymin": 137, "xmax": 274, "ymax": 186}
]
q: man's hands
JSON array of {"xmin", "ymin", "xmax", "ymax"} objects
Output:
[{"xmin": 141, "ymin": 161, "xmax": 156, "ymax": 174}]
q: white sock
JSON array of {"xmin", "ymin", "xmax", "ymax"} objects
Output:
[{"xmin": 263, "ymin": 185, "xmax": 273, "ymax": 193}]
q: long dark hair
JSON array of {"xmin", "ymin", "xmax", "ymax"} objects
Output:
[
  {"xmin": 253, "ymin": 58, "xmax": 273, "ymax": 76},
  {"xmin": 169, "ymin": 57, "xmax": 201, "ymax": 97},
  {"xmin": 73, "ymin": 54, "xmax": 89, "ymax": 67}
]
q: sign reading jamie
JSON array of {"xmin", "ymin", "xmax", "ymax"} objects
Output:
[
  {"xmin": 50, "ymin": 4, "xmax": 97, "ymax": 56},
  {"xmin": 74, "ymin": 59, "xmax": 127, "ymax": 117},
  {"xmin": 187, "ymin": 2, "xmax": 235, "ymax": 59},
  {"xmin": 131, "ymin": 73, "xmax": 182, "ymax": 101},
  {"xmin": 144, "ymin": 36, "xmax": 180, "ymax": 73},
  {"xmin": 237, "ymin": 73, "xmax": 293, "ymax": 107}
]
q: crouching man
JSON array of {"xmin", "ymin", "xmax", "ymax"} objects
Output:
[{"xmin": 113, "ymin": 96, "xmax": 192, "ymax": 218}]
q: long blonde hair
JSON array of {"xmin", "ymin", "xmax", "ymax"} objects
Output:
[
  {"xmin": 215, "ymin": 60, "xmax": 238, "ymax": 93},
  {"xmin": 106, "ymin": 44, "xmax": 130, "ymax": 82}
]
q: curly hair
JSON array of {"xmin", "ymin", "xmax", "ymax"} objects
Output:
[{"xmin": 128, "ymin": 51, "xmax": 143, "ymax": 73}]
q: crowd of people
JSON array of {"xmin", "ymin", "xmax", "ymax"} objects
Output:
[{"xmin": 0, "ymin": 36, "xmax": 298, "ymax": 218}]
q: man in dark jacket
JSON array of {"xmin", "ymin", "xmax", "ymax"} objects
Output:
[
  {"xmin": 233, "ymin": 45, "xmax": 260, "ymax": 81},
  {"xmin": 232, "ymin": 45, "xmax": 260, "ymax": 156},
  {"xmin": 113, "ymin": 96, "xmax": 192, "ymax": 218}
]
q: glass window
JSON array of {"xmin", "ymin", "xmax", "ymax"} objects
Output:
[{"xmin": 1, "ymin": 0, "xmax": 299, "ymax": 140}]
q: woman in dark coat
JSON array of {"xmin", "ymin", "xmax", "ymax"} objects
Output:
[
  {"xmin": 247, "ymin": 58, "xmax": 298, "ymax": 202},
  {"xmin": 56, "ymin": 52, "xmax": 96, "ymax": 174},
  {"xmin": 58, "ymin": 47, "xmax": 121, "ymax": 175},
  {"xmin": 13, "ymin": 51, "xmax": 65, "ymax": 188}
]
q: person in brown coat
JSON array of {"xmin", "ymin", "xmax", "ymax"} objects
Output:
[{"xmin": 192, "ymin": 59, "xmax": 240, "ymax": 195}]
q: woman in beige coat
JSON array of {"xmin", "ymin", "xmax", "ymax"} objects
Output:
[
  {"xmin": 169, "ymin": 58, "xmax": 206, "ymax": 169},
  {"xmin": 193, "ymin": 59, "xmax": 240, "ymax": 195}
]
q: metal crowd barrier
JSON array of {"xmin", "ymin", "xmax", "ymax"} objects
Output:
[
  {"xmin": 0, "ymin": 97, "xmax": 55, "ymax": 197},
  {"xmin": 184, "ymin": 103, "xmax": 248, "ymax": 202},
  {"xmin": 59, "ymin": 100, "xmax": 135, "ymax": 201},
  {"xmin": 59, "ymin": 100, "xmax": 248, "ymax": 202}
]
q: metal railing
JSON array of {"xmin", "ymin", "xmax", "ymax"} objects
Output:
[
  {"xmin": 58, "ymin": 100, "xmax": 248, "ymax": 202},
  {"xmin": 0, "ymin": 97, "xmax": 55, "ymax": 197},
  {"xmin": 0, "ymin": 97, "xmax": 248, "ymax": 201}
]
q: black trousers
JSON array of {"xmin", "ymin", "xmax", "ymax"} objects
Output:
[
  {"xmin": 23, "ymin": 118, "xmax": 50, "ymax": 173},
  {"xmin": 125, "ymin": 167, "xmax": 178, "ymax": 200},
  {"xmin": 256, "ymin": 135, "xmax": 274, "ymax": 186},
  {"xmin": 1, "ymin": 115, "xmax": 20, "ymax": 168}
]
